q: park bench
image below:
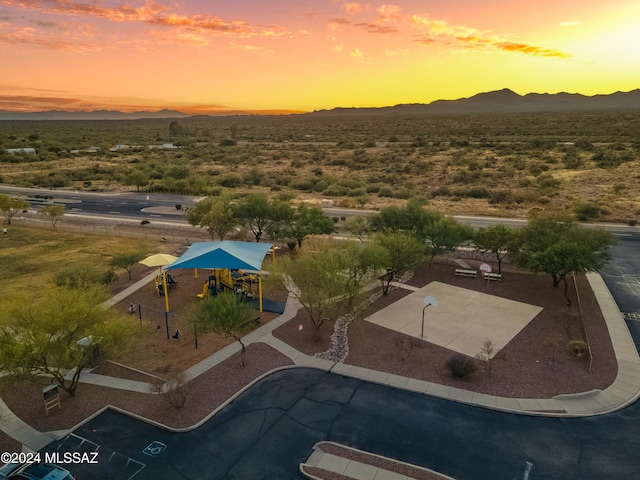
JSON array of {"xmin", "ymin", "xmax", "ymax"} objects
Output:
[
  {"xmin": 455, "ymin": 268, "xmax": 477, "ymax": 278},
  {"xmin": 483, "ymin": 272, "xmax": 502, "ymax": 282}
]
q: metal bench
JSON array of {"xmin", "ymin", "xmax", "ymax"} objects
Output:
[
  {"xmin": 455, "ymin": 268, "xmax": 477, "ymax": 278},
  {"xmin": 483, "ymin": 272, "xmax": 502, "ymax": 282}
]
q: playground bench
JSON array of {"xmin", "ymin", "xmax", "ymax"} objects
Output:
[
  {"xmin": 483, "ymin": 272, "xmax": 502, "ymax": 282},
  {"xmin": 455, "ymin": 269, "xmax": 477, "ymax": 278}
]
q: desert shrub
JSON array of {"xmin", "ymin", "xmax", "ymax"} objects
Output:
[
  {"xmin": 574, "ymin": 203, "xmax": 600, "ymax": 221},
  {"xmin": 536, "ymin": 173, "xmax": 561, "ymax": 189},
  {"xmin": 628, "ymin": 219, "xmax": 638, "ymax": 226},
  {"xmin": 378, "ymin": 186, "xmax": 394, "ymax": 197},
  {"xmin": 450, "ymin": 139, "xmax": 469, "ymax": 148},
  {"xmin": 430, "ymin": 186, "xmax": 451, "ymax": 198},
  {"xmin": 392, "ymin": 188, "xmax": 413, "ymax": 199},
  {"xmin": 466, "ymin": 186, "xmax": 490, "ymax": 199},
  {"xmin": 150, "ymin": 373, "xmax": 192, "ymax": 409},
  {"xmin": 323, "ymin": 184, "xmax": 350, "ymax": 196},
  {"xmin": 219, "ymin": 138, "xmax": 237, "ymax": 147},
  {"xmin": 54, "ymin": 266, "xmax": 115, "ymax": 289},
  {"xmin": 488, "ymin": 190, "xmax": 511, "ymax": 204},
  {"xmin": 365, "ymin": 183, "xmax": 383, "ymax": 193},
  {"xmin": 567, "ymin": 340, "xmax": 588, "ymax": 358},
  {"xmin": 528, "ymin": 165, "xmax": 542, "ymax": 176},
  {"xmin": 563, "ymin": 152, "xmax": 584, "ymax": 169},
  {"xmin": 518, "ymin": 178, "xmax": 532, "ymax": 187},
  {"xmin": 446, "ymin": 355, "xmax": 478, "ymax": 379},
  {"xmin": 218, "ymin": 175, "xmax": 242, "ymax": 188},
  {"xmin": 599, "ymin": 205, "xmax": 611, "ymax": 216}
]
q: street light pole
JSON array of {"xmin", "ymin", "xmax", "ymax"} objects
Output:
[
  {"xmin": 421, "ymin": 296, "xmax": 437, "ymax": 338},
  {"xmin": 421, "ymin": 304, "xmax": 431, "ymax": 338}
]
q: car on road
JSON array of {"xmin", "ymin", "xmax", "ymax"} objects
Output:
[{"xmin": 0, "ymin": 462, "xmax": 74, "ymax": 480}]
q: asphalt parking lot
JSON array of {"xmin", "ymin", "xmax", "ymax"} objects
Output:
[{"xmin": 47, "ymin": 364, "xmax": 640, "ymax": 480}]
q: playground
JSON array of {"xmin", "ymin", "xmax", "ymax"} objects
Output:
[{"xmin": 101, "ymin": 242, "xmax": 289, "ymax": 379}]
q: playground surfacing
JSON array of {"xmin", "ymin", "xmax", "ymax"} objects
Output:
[{"xmin": 365, "ymin": 281, "xmax": 543, "ymax": 358}]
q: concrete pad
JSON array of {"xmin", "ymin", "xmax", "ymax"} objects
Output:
[{"xmin": 365, "ymin": 282, "xmax": 542, "ymax": 358}]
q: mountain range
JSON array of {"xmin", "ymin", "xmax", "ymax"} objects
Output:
[
  {"xmin": 0, "ymin": 88, "xmax": 639, "ymax": 120},
  {"xmin": 309, "ymin": 88, "xmax": 640, "ymax": 115}
]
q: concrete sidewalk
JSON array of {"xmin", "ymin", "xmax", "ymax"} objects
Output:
[{"xmin": 3, "ymin": 273, "xmax": 640, "ymax": 454}]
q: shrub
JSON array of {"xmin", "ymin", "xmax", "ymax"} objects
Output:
[
  {"xmin": 488, "ymin": 190, "xmax": 511, "ymax": 204},
  {"xmin": 574, "ymin": 203, "xmax": 600, "ymax": 221},
  {"xmin": 150, "ymin": 373, "xmax": 192, "ymax": 409},
  {"xmin": 567, "ymin": 340, "xmax": 588, "ymax": 358},
  {"xmin": 446, "ymin": 354, "xmax": 477, "ymax": 379},
  {"xmin": 378, "ymin": 186, "xmax": 394, "ymax": 197}
]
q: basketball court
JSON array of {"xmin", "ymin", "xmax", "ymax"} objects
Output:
[{"xmin": 365, "ymin": 281, "xmax": 543, "ymax": 358}]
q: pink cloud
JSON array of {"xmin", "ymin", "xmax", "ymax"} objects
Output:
[
  {"xmin": 0, "ymin": 26, "xmax": 99, "ymax": 51},
  {"xmin": 333, "ymin": 1, "xmax": 369, "ymax": 15},
  {"xmin": 0, "ymin": 0, "xmax": 285, "ymax": 37}
]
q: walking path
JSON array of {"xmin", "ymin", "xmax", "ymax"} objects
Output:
[{"xmin": 2, "ymin": 273, "xmax": 640, "ymax": 455}]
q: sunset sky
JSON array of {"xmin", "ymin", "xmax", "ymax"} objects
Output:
[{"xmin": 1, "ymin": 0, "xmax": 638, "ymax": 114}]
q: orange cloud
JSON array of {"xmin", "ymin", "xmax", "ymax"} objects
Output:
[
  {"xmin": 411, "ymin": 13, "xmax": 570, "ymax": 59},
  {"xmin": 353, "ymin": 3, "xmax": 402, "ymax": 35},
  {"xmin": 494, "ymin": 41, "xmax": 571, "ymax": 58},
  {"xmin": 328, "ymin": 17, "xmax": 351, "ymax": 30},
  {"xmin": 376, "ymin": 4, "xmax": 403, "ymax": 22},
  {"xmin": 0, "ymin": 92, "xmax": 305, "ymax": 115},
  {"xmin": 0, "ymin": 0, "xmax": 285, "ymax": 37},
  {"xmin": 0, "ymin": 26, "xmax": 99, "ymax": 51},
  {"xmin": 333, "ymin": 1, "xmax": 369, "ymax": 15},
  {"xmin": 355, "ymin": 22, "xmax": 398, "ymax": 34}
]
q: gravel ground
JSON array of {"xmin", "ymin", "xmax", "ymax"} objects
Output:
[{"xmin": 274, "ymin": 258, "xmax": 617, "ymax": 398}]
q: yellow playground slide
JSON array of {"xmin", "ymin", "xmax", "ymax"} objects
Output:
[{"xmin": 196, "ymin": 282, "xmax": 209, "ymax": 298}]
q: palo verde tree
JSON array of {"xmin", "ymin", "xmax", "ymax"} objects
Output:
[
  {"xmin": 186, "ymin": 192, "xmax": 236, "ymax": 240},
  {"xmin": 275, "ymin": 238, "xmax": 371, "ymax": 329},
  {"xmin": 421, "ymin": 216, "xmax": 474, "ymax": 262},
  {"xmin": 0, "ymin": 194, "xmax": 29, "ymax": 225},
  {"xmin": 369, "ymin": 198, "xmax": 471, "ymax": 262},
  {"xmin": 276, "ymin": 203, "xmax": 334, "ymax": 248},
  {"xmin": 234, "ymin": 193, "xmax": 289, "ymax": 243},
  {"xmin": 110, "ymin": 251, "xmax": 146, "ymax": 280},
  {"xmin": 473, "ymin": 224, "xmax": 516, "ymax": 274},
  {"xmin": 188, "ymin": 292, "xmax": 256, "ymax": 366},
  {"xmin": 40, "ymin": 204, "xmax": 65, "ymax": 228},
  {"xmin": 512, "ymin": 214, "xmax": 615, "ymax": 305},
  {"xmin": 0, "ymin": 285, "xmax": 135, "ymax": 396},
  {"xmin": 372, "ymin": 232, "xmax": 426, "ymax": 295}
]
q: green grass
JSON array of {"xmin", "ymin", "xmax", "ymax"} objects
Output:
[{"xmin": 0, "ymin": 225, "xmax": 147, "ymax": 317}]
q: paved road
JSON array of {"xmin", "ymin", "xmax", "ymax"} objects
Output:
[
  {"xmin": 0, "ymin": 184, "xmax": 197, "ymax": 223},
  {"xmin": 600, "ymin": 231, "xmax": 640, "ymax": 316}
]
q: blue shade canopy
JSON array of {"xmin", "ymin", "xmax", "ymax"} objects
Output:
[{"xmin": 165, "ymin": 241, "xmax": 273, "ymax": 272}]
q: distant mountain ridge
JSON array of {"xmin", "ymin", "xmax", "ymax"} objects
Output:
[
  {"xmin": 309, "ymin": 88, "xmax": 640, "ymax": 115},
  {"xmin": 0, "ymin": 108, "xmax": 191, "ymax": 121},
  {"xmin": 0, "ymin": 88, "xmax": 638, "ymax": 120}
]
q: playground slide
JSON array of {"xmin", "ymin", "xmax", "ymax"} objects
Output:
[{"xmin": 196, "ymin": 282, "xmax": 208, "ymax": 298}]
